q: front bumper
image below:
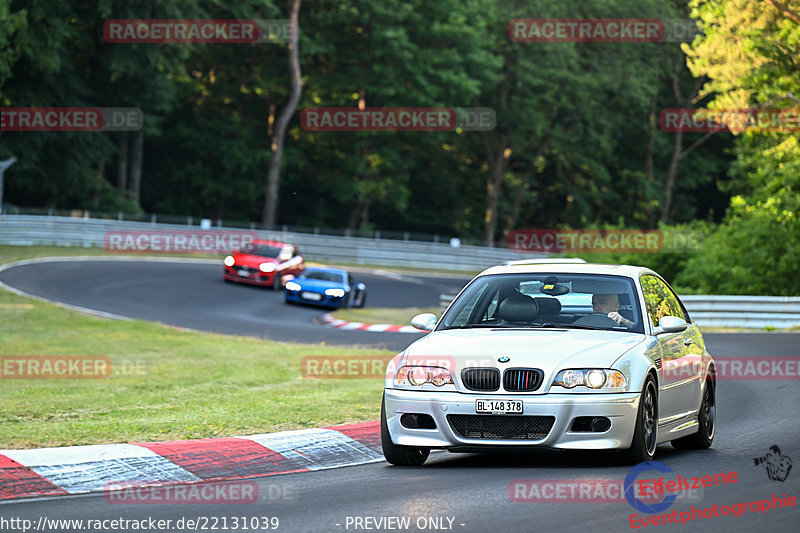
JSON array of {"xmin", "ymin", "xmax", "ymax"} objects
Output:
[
  {"xmin": 285, "ymin": 290, "xmax": 345, "ymax": 307},
  {"xmin": 384, "ymin": 388, "xmax": 640, "ymax": 450},
  {"xmin": 223, "ymin": 268, "xmax": 276, "ymax": 286}
]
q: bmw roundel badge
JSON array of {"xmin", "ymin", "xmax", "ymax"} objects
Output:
[{"xmin": 498, "ymin": 356, "xmax": 510, "ymax": 363}]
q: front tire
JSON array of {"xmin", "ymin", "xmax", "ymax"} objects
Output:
[
  {"xmin": 355, "ymin": 291, "xmax": 367, "ymax": 308},
  {"xmin": 271, "ymin": 274, "xmax": 282, "ymax": 290},
  {"xmin": 618, "ymin": 375, "xmax": 658, "ymax": 465},
  {"xmin": 381, "ymin": 394, "xmax": 429, "ymax": 466},
  {"xmin": 672, "ymin": 379, "xmax": 715, "ymax": 450}
]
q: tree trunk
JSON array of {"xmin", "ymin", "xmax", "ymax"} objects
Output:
[
  {"xmin": 645, "ymin": 94, "xmax": 657, "ymax": 227},
  {"xmin": 129, "ymin": 130, "xmax": 144, "ymax": 205},
  {"xmin": 482, "ymin": 133, "xmax": 510, "ymax": 247},
  {"xmin": 92, "ymin": 160, "xmax": 105, "ymax": 208},
  {"xmin": 347, "ymin": 199, "xmax": 369, "ymax": 231},
  {"xmin": 261, "ymin": 0, "xmax": 303, "ymax": 226},
  {"xmin": 116, "ymin": 132, "xmax": 128, "ymax": 195},
  {"xmin": 660, "ymin": 128, "xmax": 683, "ymax": 223},
  {"xmin": 503, "ymin": 161, "xmax": 538, "ymax": 239}
]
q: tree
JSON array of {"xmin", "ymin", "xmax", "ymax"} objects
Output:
[
  {"xmin": 262, "ymin": 0, "xmax": 302, "ymax": 226},
  {"xmin": 677, "ymin": 0, "xmax": 800, "ymax": 294}
]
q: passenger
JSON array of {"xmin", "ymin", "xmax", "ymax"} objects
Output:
[{"xmin": 592, "ymin": 293, "xmax": 635, "ymax": 328}]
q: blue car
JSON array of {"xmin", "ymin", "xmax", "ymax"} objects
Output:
[{"xmin": 284, "ymin": 267, "xmax": 367, "ymax": 308}]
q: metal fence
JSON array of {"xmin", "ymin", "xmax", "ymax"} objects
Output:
[
  {"xmin": 4, "ymin": 214, "xmax": 797, "ymax": 328},
  {"xmin": 0, "ymin": 214, "xmax": 526, "ymax": 272},
  {"xmin": 438, "ymin": 293, "xmax": 800, "ymax": 329},
  {"xmin": 680, "ymin": 295, "xmax": 800, "ymax": 329}
]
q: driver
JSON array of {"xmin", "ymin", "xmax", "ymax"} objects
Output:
[{"xmin": 592, "ymin": 294, "xmax": 634, "ymax": 328}]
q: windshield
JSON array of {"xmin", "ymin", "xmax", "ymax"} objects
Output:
[
  {"xmin": 240, "ymin": 243, "xmax": 281, "ymax": 258},
  {"xmin": 439, "ymin": 273, "xmax": 644, "ymax": 333},
  {"xmin": 302, "ymin": 270, "xmax": 345, "ymax": 283}
]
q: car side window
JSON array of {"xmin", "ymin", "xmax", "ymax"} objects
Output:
[
  {"xmin": 641, "ymin": 275, "xmax": 686, "ymax": 327},
  {"xmin": 658, "ymin": 278, "xmax": 691, "ymax": 323}
]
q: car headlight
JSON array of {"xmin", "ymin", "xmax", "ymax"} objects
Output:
[
  {"xmin": 395, "ymin": 366, "xmax": 453, "ymax": 387},
  {"xmin": 259, "ymin": 262, "xmax": 276, "ymax": 273},
  {"xmin": 285, "ymin": 281, "xmax": 302, "ymax": 291},
  {"xmin": 552, "ymin": 369, "xmax": 627, "ymax": 390},
  {"xmin": 325, "ymin": 288, "xmax": 346, "ymax": 298},
  {"xmin": 224, "ymin": 256, "xmax": 235, "ymax": 267}
]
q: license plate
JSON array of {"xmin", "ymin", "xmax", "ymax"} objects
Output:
[
  {"xmin": 476, "ymin": 399, "xmax": 523, "ymax": 414},
  {"xmin": 301, "ymin": 291, "xmax": 322, "ymax": 301}
]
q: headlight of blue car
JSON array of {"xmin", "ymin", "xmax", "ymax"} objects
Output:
[{"xmin": 325, "ymin": 288, "xmax": 345, "ymax": 298}]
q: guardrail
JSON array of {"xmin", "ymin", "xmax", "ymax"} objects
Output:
[
  {"xmin": 0, "ymin": 214, "xmax": 528, "ymax": 272},
  {"xmin": 437, "ymin": 293, "xmax": 800, "ymax": 329},
  {"xmin": 680, "ymin": 295, "xmax": 800, "ymax": 329},
  {"xmin": 5, "ymin": 214, "xmax": 797, "ymax": 328}
]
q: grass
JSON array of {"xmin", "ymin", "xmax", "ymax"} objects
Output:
[
  {"xmin": 0, "ymin": 246, "xmax": 392, "ymax": 449},
  {"xmin": 332, "ymin": 306, "xmax": 443, "ymax": 325},
  {"xmin": 0, "ymin": 245, "xmax": 115, "ymax": 263}
]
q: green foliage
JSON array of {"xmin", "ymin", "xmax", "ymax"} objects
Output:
[
  {"xmin": 7, "ymin": 0, "xmax": 796, "ymax": 299},
  {"xmin": 678, "ymin": 0, "xmax": 800, "ymax": 295},
  {"xmin": 1, "ymin": 0, "xmax": 731, "ymax": 232},
  {"xmin": 569, "ymin": 221, "xmax": 715, "ymax": 286},
  {"xmin": 675, "ymin": 197, "xmax": 800, "ymax": 295}
]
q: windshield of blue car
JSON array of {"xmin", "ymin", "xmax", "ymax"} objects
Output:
[
  {"xmin": 303, "ymin": 270, "xmax": 345, "ymax": 283},
  {"xmin": 439, "ymin": 273, "xmax": 644, "ymax": 334},
  {"xmin": 240, "ymin": 244, "xmax": 282, "ymax": 258}
]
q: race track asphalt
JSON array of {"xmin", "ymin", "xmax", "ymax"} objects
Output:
[{"xmin": 0, "ymin": 258, "xmax": 470, "ymax": 351}]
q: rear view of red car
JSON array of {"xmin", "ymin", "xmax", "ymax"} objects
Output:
[{"xmin": 223, "ymin": 240, "xmax": 304, "ymax": 289}]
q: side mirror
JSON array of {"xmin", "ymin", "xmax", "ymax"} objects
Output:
[
  {"xmin": 655, "ymin": 315, "xmax": 687, "ymax": 335},
  {"xmin": 410, "ymin": 313, "xmax": 437, "ymax": 332}
]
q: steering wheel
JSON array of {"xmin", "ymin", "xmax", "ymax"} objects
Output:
[{"xmin": 574, "ymin": 312, "xmax": 618, "ymax": 327}]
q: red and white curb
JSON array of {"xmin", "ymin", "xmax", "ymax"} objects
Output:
[
  {"xmin": 0, "ymin": 421, "xmax": 381, "ymax": 501},
  {"xmin": 316, "ymin": 313, "xmax": 422, "ymax": 334}
]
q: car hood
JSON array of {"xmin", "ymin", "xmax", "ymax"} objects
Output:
[
  {"xmin": 232, "ymin": 253, "xmax": 278, "ymax": 267},
  {"xmin": 294, "ymin": 278, "xmax": 345, "ymax": 291},
  {"xmin": 402, "ymin": 328, "xmax": 645, "ymax": 390}
]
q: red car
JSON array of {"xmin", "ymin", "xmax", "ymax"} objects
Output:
[{"xmin": 223, "ymin": 240, "xmax": 304, "ymax": 289}]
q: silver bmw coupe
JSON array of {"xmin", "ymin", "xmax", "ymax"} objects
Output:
[{"xmin": 381, "ymin": 262, "xmax": 716, "ymax": 465}]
